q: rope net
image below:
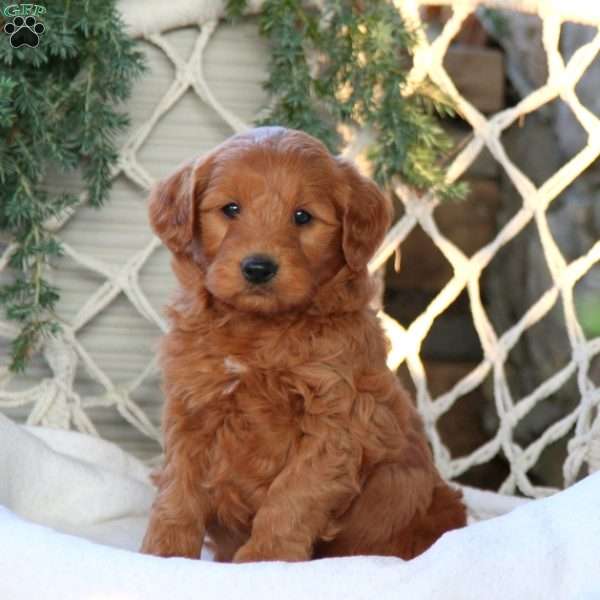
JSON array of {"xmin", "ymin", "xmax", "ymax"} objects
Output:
[{"xmin": 1, "ymin": 0, "xmax": 599, "ymax": 499}]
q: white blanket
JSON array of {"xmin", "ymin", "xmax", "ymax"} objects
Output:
[{"xmin": 0, "ymin": 412, "xmax": 599, "ymax": 599}]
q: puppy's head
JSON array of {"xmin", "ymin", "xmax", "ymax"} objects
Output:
[{"xmin": 149, "ymin": 127, "xmax": 391, "ymax": 315}]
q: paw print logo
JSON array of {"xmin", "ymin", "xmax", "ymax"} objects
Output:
[{"xmin": 4, "ymin": 15, "xmax": 45, "ymax": 48}]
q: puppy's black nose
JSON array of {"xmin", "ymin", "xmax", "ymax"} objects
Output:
[{"xmin": 241, "ymin": 255, "xmax": 278, "ymax": 284}]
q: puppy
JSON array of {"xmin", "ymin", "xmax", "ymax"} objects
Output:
[{"xmin": 141, "ymin": 126, "xmax": 466, "ymax": 563}]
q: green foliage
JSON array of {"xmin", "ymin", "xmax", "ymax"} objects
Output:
[
  {"xmin": 258, "ymin": 0, "xmax": 340, "ymax": 151},
  {"xmin": 0, "ymin": 1, "xmax": 144, "ymax": 371},
  {"xmin": 480, "ymin": 8, "xmax": 510, "ymax": 39},
  {"xmin": 577, "ymin": 296, "xmax": 600, "ymax": 338},
  {"xmin": 226, "ymin": 0, "xmax": 248, "ymax": 21},
  {"xmin": 228, "ymin": 0, "xmax": 466, "ymax": 199}
]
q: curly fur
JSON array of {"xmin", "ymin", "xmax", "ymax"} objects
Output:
[{"xmin": 141, "ymin": 127, "xmax": 466, "ymax": 563}]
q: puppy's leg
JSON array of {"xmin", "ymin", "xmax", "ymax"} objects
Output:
[
  {"xmin": 315, "ymin": 465, "xmax": 465, "ymax": 560},
  {"xmin": 233, "ymin": 435, "xmax": 361, "ymax": 563},
  {"xmin": 398, "ymin": 480, "xmax": 466, "ymax": 558},
  {"xmin": 141, "ymin": 448, "xmax": 209, "ymax": 558}
]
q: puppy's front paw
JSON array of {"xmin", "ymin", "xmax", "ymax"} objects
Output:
[
  {"xmin": 232, "ymin": 542, "xmax": 259, "ymax": 563},
  {"xmin": 140, "ymin": 530, "xmax": 177, "ymax": 557},
  {"xmin": 140, "ymin": 534, "xmax": 166, "ymax": 556},
  {"xmin": 141, "ymin": 523, "xmax": 202, "ymax": 558},
  {"xmin": 233, "ymin": 540, "xmax": 309, "ymax": 563}
]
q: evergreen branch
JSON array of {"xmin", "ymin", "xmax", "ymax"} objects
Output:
[
  {"xmin": 0, "ymin": 0, "xmax": 144, "ymax": 371},
  {"xmin": 227, "ymin": 0, "xmax": 466, "ymax": 200}
]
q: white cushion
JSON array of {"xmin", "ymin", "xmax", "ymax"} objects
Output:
[{"xmin": 1, "ymin": 413, "xmax": 599, "ymax": 599}]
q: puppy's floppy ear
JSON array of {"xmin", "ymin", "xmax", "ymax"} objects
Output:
[
  {"xmin": 336, "ymin": 158, "xmax": 393, "ymax": 272},
  {"xmin": 148, "ymin": 154, "xmax": 215, "ymax": 257}
]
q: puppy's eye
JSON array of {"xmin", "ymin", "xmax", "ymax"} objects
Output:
[
  {"xmin": 293, "ymin": 209, "xmax": 312, "ymax": 226},
  {"xmin": 222, "ymin": 203, "xmax": 241, "ymax": 219}
]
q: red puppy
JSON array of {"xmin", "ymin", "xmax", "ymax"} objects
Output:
[{"xmin": 141, "ymin": 127, "xmax": 466, "ymax": 562}]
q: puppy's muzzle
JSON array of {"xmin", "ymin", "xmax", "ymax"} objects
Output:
[{"xmin": 241, "ymin": 255, "xmax": 279, "ymax": 284}]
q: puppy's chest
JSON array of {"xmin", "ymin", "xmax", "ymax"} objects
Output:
[{"xmin": 188, "ymin": 355, "xmax": 304, "ymax": 493}]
